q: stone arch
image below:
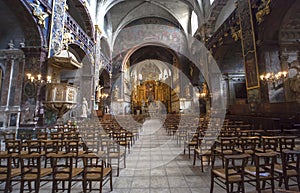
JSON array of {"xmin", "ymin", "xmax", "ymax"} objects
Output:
[{"xmin": 101, "ymin": 37, "xmax": 111, "ymax": 59}]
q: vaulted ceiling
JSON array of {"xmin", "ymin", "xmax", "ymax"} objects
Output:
[
  {"xmin": 96, "ymin": 0, "xmax": 203, "ymax": 37},
  {"xmin": 94, "ymin": 0, "xmax": 233, "ymax": 43}
]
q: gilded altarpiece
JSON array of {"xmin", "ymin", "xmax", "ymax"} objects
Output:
[{"xmin": 132, "ymin": 81, "xmax": 171, "ymax": 113}]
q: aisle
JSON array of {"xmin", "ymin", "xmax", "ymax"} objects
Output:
[{"xmin": 105, "ymin": 117, "xmax": 214, "ymax": 193}]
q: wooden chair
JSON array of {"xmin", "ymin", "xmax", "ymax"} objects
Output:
[
  {"xmin": 5, "ymin": 139, "xmax": 22, "ymax": 167},
  {"xmin": 210, "ymin": 153, "xmax": 250, "ymax": 193},
  {"xmin": 64, "ymin": 139, "xmax": 86, "ymax": 167},
  {"xmin": 176, "ymin": 126, "xmax": 188, "ymax": 145},
  {"xmin": 113, "ymin": 131, "xmax": 130, "ymax": 154},
  {"xmin": 184, "ymin": 131, "xmax": 199, "ymax": 159},
  {"xmin": 106, "ymin": 140, "xmax": 126, "ymax": 177},
  {"xmin": 280, "ymin": 150, "xmax": 300, "ymax": 191},
  {"xmin": 235, "ymin": 136, "xmax": 260, "ymax": 164},
  {"xmin": 50, "ymin": 153, "xmax": 83, "ymax": 193},
  {"xmin": 0, "ymin": 152, "xmax": 13, "ymax": 193},
  {"xmin": 244, "ymin": 152, "xmax": 279, "ymax": 193},
  {"xmin": 193, "ymin": 137, "xmax": 214, "ymax": 172},
  {"xmin": 18, "ymin": 153, "xmax": 44, "ymax": 193},
  {"xmin": 82, "ymin": 153, "xmax": 113, "ymax": 193},
  {"xmin": 215, "ymin": 137, "xmax": 238, "ymax": 167},
  {"xmin": 42, "ymin": 140, "xmax": 60, "ymax": 167}
]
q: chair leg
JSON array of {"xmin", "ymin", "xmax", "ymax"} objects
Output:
[
  {"xmin": 52, "ymin": 180, "xmax": 56, "ymax": 193},
  {"xmin": 117, "ymin": 159, "xmax": 120, "ymax": 177},
  {"xmin": 270, "ymin": 179, "xmax": 275, "ymax": 193},
  {"xmin": 256, "ymin": 178, "xmax": 261, "ymax": 193},
  {"xmin": 20, "ymin": 180, "xmax": 24, "ymax": 193},
  {"xmin": 284, "ymin": 176, "xmax": 289, "ymax": 190},
  {"xmin": 100, "ymin": 180, "xmax": 103, "ymax": 193},
  {"xmin": 124, "ymin": 155, "xmax": 126, "ymax": 168},
  {"xmin": 200, "ymin": 156, "xmax": 204, "ymax": 172},
  {"xmin": 36, "ymin": 180, "xmax": 40, "ymax": 193},
  {"xmin": 68, "ymin": 180, "xmax": 71, "ymax": 193},
  {"xmin": 226, "ymin": 183, "xmax": 230, "ymax": 193},
  {"xmin": 110, "ymin": 172, "xmax": 113, "ymax": 191},
  {"xmin": 193, "ymin": 151, "xmax": 197, "ymax": 165},
  {"xmin": 210, "ymin": 173, "xmax": 214, "ymax": 193},
  {"xmin": 297, "ymin": 175, "xmax": 300, "ymax": 191},
  {"xmin": 82, "ymin": 180, "xmax": 87, "ymax": 193}
]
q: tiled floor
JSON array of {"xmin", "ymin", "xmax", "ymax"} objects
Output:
[{"xmin": 4, "ymin": 118, "xmax": 299, "ymax": 192}]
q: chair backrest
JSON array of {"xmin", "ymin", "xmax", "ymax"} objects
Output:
[
  {"xmin": 240, "ymin": 136, "xmax": 260, "ymax": 152},
  {"xmin": 107, "ymin": 140, "xmax": 121, "ymax": 155},
  {"xmin": 51, "ymin": 153, "xmax": 74, "ymax": 180},
  {"xmin": 19, "ymin": 153, "xmax": 41, "ymax": 180},
  {"xmin": 0, "ymin": 153, "xmax": 12, "ymax": 186},
  {"xmin": 254, "ymin": 152, "xmax": 278, "ymax": 180},
  {"xmin": 36, "ymin": 131, "xmax": 48, "ymax": 140},
  {"xmin": 219, "ymin": 137, "xmax": 237, "ymax": 151},
  {"xmin": 261, "ymin": 136, "xmax": 279, "ymax": 152},
  {"xmin": 82, "ymin": 153, "xmax": 104, "ymax": 180},
  {"xmin": 5, "ymin": 139, "xmax": 21, "ymax": 154},
  {"xmin": 279, "ymin": 136, "xmax": 296, "ymax": 153},
  {"xmin": 281, "ymin": 150, "xmax": 300, "ymax": 178},
  {"xmin": 42, "ymin": 140, "xmax": 60, "ymax": 154},
  {"xmin": 64, "ymin": 139, "xmax": 80, "ymax": 154},
  {"xmin": 3, "ymin": 132, "xmax": 16, "ymax": 140},
  {"xmin": 224, "ymin": 154, "xmax": 250, "ymax": 182},
  {"xmin": 26, "ymin": 140, "xmax": 43, "ymax": 154}
]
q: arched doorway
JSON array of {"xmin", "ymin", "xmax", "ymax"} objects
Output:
[{"xmin": 117, "ymin": 45, "xmax": 182, "ymax": 115}]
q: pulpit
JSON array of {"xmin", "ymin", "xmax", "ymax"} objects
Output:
[{"xmin": 44, "ymin": 83, "xmax": 78, "ymax": 120}]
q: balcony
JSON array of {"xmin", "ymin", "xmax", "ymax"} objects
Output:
[{"xmin": 65, "ymin": 12, "xmax": 94, "ymax": 53}]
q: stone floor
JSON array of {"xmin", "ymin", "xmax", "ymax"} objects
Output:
[{"xmin": 4, "ymin": 118, "xmax": 300, "ymax": 193}]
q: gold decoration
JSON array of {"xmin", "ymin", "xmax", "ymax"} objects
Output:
[
  {"xmin": 256, "ymin": 0, "xmax": 271, "ymax": 24},
  {"xmin": 230, "ymin": 26, "xmax": 241, "ymax": 41},
  {"xmin": 62, "ymin": 31, "xmax": 74, "ymax": 50},
  {"xmin": 30, "ymin": 0, "xmax": 49, "ymax": 28}
]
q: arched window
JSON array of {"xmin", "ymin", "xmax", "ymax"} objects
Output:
[
  {"xmin": 191, "ymin": 10, "xmax": 198, "ymax": 35},
  {"xmin": 0, "ymin": 66, "xmax": 3, "ymax": 101}
]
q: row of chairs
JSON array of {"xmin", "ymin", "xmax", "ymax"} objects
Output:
[
  {"xmin": 210, "ymin": 149, "xmax": 300, "ymax": 193},
  {"xmin": 0, "ymin": 152, "xmax": 112, "ymax": 193}
]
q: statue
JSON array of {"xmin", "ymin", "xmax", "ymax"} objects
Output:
[
  {"xmin": 290, "ymin": 70, "xmax": 300, "ymax": 103},
  {"xmin": 30, "ymin": 0, "xmax": 49, "ymax": 28},
  {"xmin": 185, "ymin": 85, "xmax": 191, "ymax": 98},
  {"xmin": 96, "ymin": 86, "xmax": 103, "ymax": 102},
  {"xmin": 256, "ymin": 0, "xmax": 271, "ymax": 24},
  {"xmin": 81, "ymin": 97, "xmax": 88, "ymax": 118}
]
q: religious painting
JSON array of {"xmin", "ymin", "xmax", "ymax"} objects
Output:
[{"xmin": 244, "ymin": 51, "xmax": 260, "ymax": 89}]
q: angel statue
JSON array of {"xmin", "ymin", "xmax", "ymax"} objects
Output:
[{"xmin": 30, "ymin": 0, "xmax": 49, "ymax": 28}]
